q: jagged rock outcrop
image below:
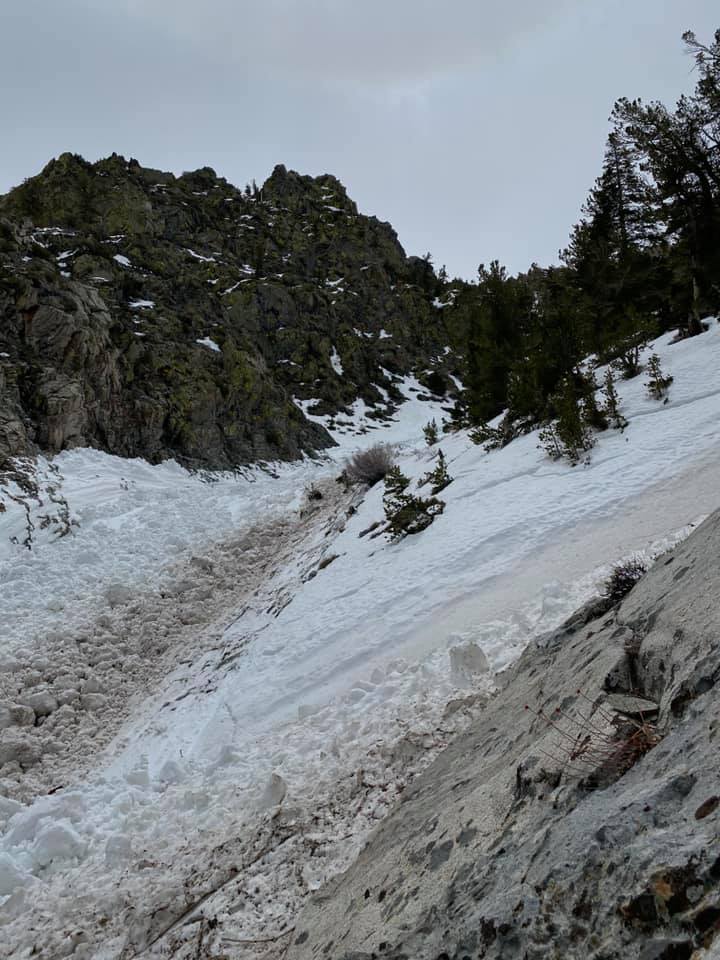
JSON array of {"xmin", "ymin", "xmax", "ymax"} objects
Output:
[
  {"xmin": 290, "ymin": 511, "xmax": 720, "ymax": 960},
  {"xmin": 0, "ymin": 154, "xmax": 458, "ymax": 467}
]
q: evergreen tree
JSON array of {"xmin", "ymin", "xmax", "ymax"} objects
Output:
[
  {"xmin": 423, "ymin": 419, "xmax": 439, "ymax": 445},
  {"xmin": 463, "ymin": 262, "xmax": 529, "ymax": 423},
  {"xmin": 563, "ymin": 128, "xmax": 664, "ymax": 352},
  {"xmin": 645, "ymin": 354, "xmax": 674, "ymax": 399},
  {"xmin": 539, "ymin": 376, "xmax": 596, "ymax": 465},
  {"xmin": 468, "ymin": 420, "xmax": 505, "ymax": 450},
  {"xmin": 383, "ymin": 465, "xmax": 410, "ymax": 497},
  {"xmin": 443, "ymin": 28, "xmax": 717, "ymax": 448},
  {"xmin": 383, "ymin": 466, "xmax": 445, "ymax": 541},
  {"xmin": 573, "ymin": 368, "xmax": 608, "ymax": 431},
  {"xmin": 601, "ymin": 369, "xmax": 628, "ymax": 430},
  {"xmin": 612, "ymin": 29, "xmax": 720, "ymax": 333},
  {"xmin": 420, "ymin": 449, "xmax": 453, "ymax": 494}
]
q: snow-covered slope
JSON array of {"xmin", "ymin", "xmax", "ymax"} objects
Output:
[{"xmin": 1, "ymin": 322, "xmax": 719, "ymax": 958}]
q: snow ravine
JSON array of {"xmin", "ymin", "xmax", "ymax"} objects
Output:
[{"xmin": 1, "ymin": 322, "xmax": 719, "ymax": 958}]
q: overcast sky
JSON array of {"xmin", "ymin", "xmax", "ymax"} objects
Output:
[{"xmin": 1, "ymin": 1, "xmax": 717, "ymax": 278}]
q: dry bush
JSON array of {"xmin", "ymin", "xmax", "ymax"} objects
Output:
[
  {"xmin": 344, "ymin": 444, "xmax": 395, "ymax": 486},
  {"xmin": 528, "ymin": 690, "xmax": 662, "ymax": 787},
  {"xmin": 604, "ymin": 557, "xmax": 648, "ymax": 603}
]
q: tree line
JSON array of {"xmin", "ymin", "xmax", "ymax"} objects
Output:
[{"xmin": 445, "ymin": 28, "xmax": 719, "ymax": 429}]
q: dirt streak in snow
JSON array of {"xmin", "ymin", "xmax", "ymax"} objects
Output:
[{"xmin": 0, "ymin": 480, "xmax": 357, "ymax": 804}]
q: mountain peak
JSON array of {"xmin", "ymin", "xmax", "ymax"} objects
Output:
[{"xmin": 0, "ymin": 152, "xmax": 456, "ymax": 468}]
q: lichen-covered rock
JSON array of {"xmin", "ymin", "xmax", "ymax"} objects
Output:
[{"xmin": 0, "ymin": 155, "xmax": 460, "ymax": 468}]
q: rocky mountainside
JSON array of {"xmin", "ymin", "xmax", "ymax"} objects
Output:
[
  {"xmin": 290, "ymin": 510, "xmax": 720, "ymax": 960},
  {"xmin": 0, "ymin": 154, "xmax": 458, "ymax": 467}
]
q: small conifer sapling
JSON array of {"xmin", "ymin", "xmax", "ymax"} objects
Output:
[
  {"xmin": 645, "ymin": 355, "xmax": 673, "ymax": 400},
  {"xmin": 419, "ymin": 449, "xmax": 453, "ymax": 494},
  {"xmin": 383, "ymin": 464, "xmax": 410, "ymax": 497},
  {"xmin": 423, "ymin": 419, "xmax": 439, "ymax": 445},
  {"xmin": 539, "ymin": 377, "xmax": 596, "ymax": 465},
  {"xmin": 383, "ymin": 466, "xmax": 445, "ymax": 540},
  {"xmin": 601, "ymin": 369, "xmax": 628, "ymax": 430}
]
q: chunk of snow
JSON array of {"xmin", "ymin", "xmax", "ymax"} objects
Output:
[
  {"xmin": 449, "ymin": 640, "xmax": 490, "ymax": 687},
  {"xmin": 129, "ymin": 299, "xmax": 155, "ymax": 310},
  {"xmin": 330, "ymin": 347, "xmax": 344, "ymax": 376},
  {"xmin": 0, "ymin": 854, "xmax": 34, "ymax": 895},
  {"xmin": 105, "ymin": 583, "xmax": 134, "ymax": 608},
  {"xmin": 196, "ymin": 337, "xmax": 221, "ymax": 353},
  {"xmin": 113, "ymin": 254, "xmax": 131, "ymax": 267},
  {"xmin": 31, "ymin": 821, "xmax": 86, "ymax": 868},
  {"xmin": 185, "ymin": 248, "xmax": 216, "ymax": 263},
  {"xmin": 258, "ymin": 773, "xmax": 287, "ymax": 809}
]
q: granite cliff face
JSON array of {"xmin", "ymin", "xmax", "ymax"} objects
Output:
[
  {"xmin": 0, "ymin": 154, "xmax": 457, "ymax": 467},
  {"xmin": 290, "ymin": 511, "xmax": 720, "ymax": 960}
]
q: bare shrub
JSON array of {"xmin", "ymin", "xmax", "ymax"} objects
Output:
[
  {"xmin": 604, "ymin": 557, "xmax": 648, "ymax": 603},
  {"xmin": 343, "ymin": 444, "xmax": 395, "ymax": 486},
  {"xmin": 527, "ymin": 690, "xmax": 662, "ymax": 787}
]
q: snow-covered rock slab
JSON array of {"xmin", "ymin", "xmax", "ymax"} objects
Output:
[{"xmin": 290, "ymin": 509, "xmax": 720, "ymax": 960}]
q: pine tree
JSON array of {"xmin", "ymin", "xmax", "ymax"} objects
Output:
[
  {"xmin": 538, "ymin": 422, "xmax": 564, "ymax": 461},
  {"xmin": 423, "ymin": 419, "xmax": 439, "ymax": 445},
  {"xmin": 383, "ymin": 466, "xmax": 445, "ymax": 540},
  {"xmin": 645, "ymin": 354, "xmax": 673, "ymax": 400},
  {"xmin": 612, "ymin": 27, "xmax": 720, "ymax": 336},
  {"xmin": 574, "ymin": 369, "xmax": 608, "ymax": 431},
  {"xmin": 468, "ymin": 420, "xmax": 504, "ymax": 450},
  {"xmin": 601, "ymin": 369, "xmax": 628, "ymax": 430},
  {"xmin": 463, "ymin": 262, "xmax": 530, "ymax": 423},
  {"xmin": 540, "ymin": 376, "xmax": 596, "ymax": 465},
  {"xmin": 420, "ymin": 449, "xmax": 453, "ymax": 494},
  {"xmin": 563, "ymin": 127, "xmax": 662, "ymax": 353},
  {"xmin": 383, "ymin": 465, "xmax": 410, "ymax": 497}
]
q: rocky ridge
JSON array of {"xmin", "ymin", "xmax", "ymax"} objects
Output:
[{"xmin": 0, "ymin": 154, "xmax": 458, "ymax": 467}]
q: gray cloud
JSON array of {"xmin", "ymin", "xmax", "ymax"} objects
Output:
[
  {"xmin": 80, "ymin": 0, "xmax": 575, "ymax": 84},
  {"xmin": 1, "ymin": 0, "xmax": 718, "ymax": 278}
]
